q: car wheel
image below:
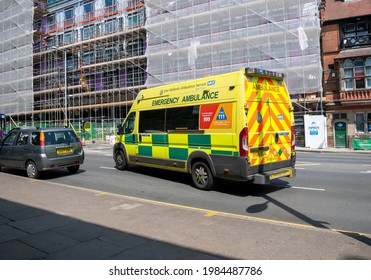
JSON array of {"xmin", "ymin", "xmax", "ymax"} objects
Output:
[
  {"xmin": 191, "ymin": 161, "xmax": 214, "ymax": 191},
  {"xmin": 115, "ymin": 150, "xmax": 128, "ymax": 170},
  {"xmin": 26, "ymin": 161, "xmax": 40, "ymax": 179},
  {"xmin": 67, "ymin": 165, "xmax": 80, "ymax": 174}
]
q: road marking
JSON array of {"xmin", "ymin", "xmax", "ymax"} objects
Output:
[
  {"xmin": 360, "ymin": 170, "xmax": 371, "ymax": 174},
  {"xmin": 204, "ymin": 211, "xmax": 218, "ymax": 217},
  {"xmin": 275, "ymin": 185, "xmax": 326, "ymax": 191},
  {"xmin": 100, "ymin": 166, "xmax": 115, "ymax": 170},
  {"xmin": 110, "ymin": 203, "xmax": 143, "ymax": 211},
  {"xmin": 291, "ymin": 186, "xmax": 326, "ymax": 191},
  {"xmin": 295, "ymin": 163, "xmax": 320, "ymax": 167},
  {"xmin": 95, "ymin": 192, "xmax": 109, "ymax": 196}
]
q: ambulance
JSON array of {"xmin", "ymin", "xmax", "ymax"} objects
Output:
[{"xmin": 114, "ymin": 68, "xmax": 296, "ymax": 190}]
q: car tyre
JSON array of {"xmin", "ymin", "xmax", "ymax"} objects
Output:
[
  {"xmin": 191, "ymin": 161, "xmax": 214, "ymax": 191},
  {"xmin": 115, "ymin": 150, "xmax": 128, "ymax": 170},
  {"xmin": 67, "ymin": 165, "xmax": 80, "ymax": 174},
  {"xmin": 26, "ymin": 161, "xmax": 40, "ymax": 179}
]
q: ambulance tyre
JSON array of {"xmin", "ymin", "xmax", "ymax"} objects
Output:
[
  {"xmin": 115, "ymin": 150, "xmax": 128, "ymax": 170},
  {"xmin": 191, "ymin": 161, "xmax": 214, "ymax": 191}
]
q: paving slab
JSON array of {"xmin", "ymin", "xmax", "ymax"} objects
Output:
[
  {"xmin": 0, "ymin": 240, "xmax": 46, "ymax": 260},
  {"xmin": 9, "ymin": 214, "xmax": 73, "ymax": 234},
  {"xmin": 19, "ymin": 231, "xmax": 80, "ymax": 254}
]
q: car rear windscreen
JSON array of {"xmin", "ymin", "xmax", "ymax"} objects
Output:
[{"xmin": 32, "ymin": 131, "xmax": 79, "ymax": 146}]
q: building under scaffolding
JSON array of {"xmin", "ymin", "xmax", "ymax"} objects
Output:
[
  {"xmin": 0, "ymin": 0, "xmax": 34, "ymax": 115},
  {"xmin": 0, "ymin": 0, "xmax": 322, "ymax": 143}
]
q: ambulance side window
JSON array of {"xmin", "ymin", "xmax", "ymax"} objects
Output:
[
  {"xmin": 124, "ymin": 112, "xmax": 135, "ymax": 134},
  {"xmin": 139, "ymin": 109, "xmax": 165, "ymax": 133},
  {"xmin": 166, "ymin": 106, "xmax": 199, "ymax": 131}
]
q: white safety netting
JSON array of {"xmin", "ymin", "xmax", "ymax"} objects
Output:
[
  {"xmin": 0, "ymin": 0, "xmax": 34, "ymax": 115},
  {"xmin": 145, "ymin": 0, "xmax": 322, "ymax": 96}
]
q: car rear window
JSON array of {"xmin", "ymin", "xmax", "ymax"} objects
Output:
[{"xmin": 32, "ymin": 130, "xmax": 79, "ymax": 146}]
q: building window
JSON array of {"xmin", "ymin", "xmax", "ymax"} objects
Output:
[
  {"xmin": 343, "ymin": 57, "xmax": 371, "ymax": 90},
  {"xmin": 367, "ymin": 58, "xmax": 371, "ymax": 88},
  {"xmin": 83, "ymin": 52, "xmax": 94, "ymax": 65},
  {"xmin": 104, "ymin": 20, "xmax": 116, "ymax": 34},
  {"xmin": 83, "ymin": 26, "xmax": 95, "ymax": 40},
  {"xmin": 333, "ymin": 113, "xmax": 347, "ymax": 120},
  {"xmin": 355, "ymin": 113, "xmax": 365, "ymax": 133},
  {"xmin": 104, "ymin": 0, "xmax": 117, "ymax": 14},
  {"xmin": 368, "ymin": 113, "xmax": 371, "ymax": 132},
  {"xmin": 128, "ymin": 12, "xmax": 144, "ymax": 27},
  {"xmin": 127, "ymin": 67, "xmax": 144, "ymax": 87},
  {"xmin": 341, "ymin": 19, "xmax": 370, "ymax": 49},
  {"xmin": 65, "ymin": 8, "xmax": 75, "ymax": 27},
  {"xmin": 83, "ymin": 2, "xmax": 94, "ymax": 21},
  {"xmin": 354, "ymin": 58, "xmax": 365, "ymax": 89},
  {"xmin": 47, "ymin": 15, "xmax": 56, "ymax": 32},
  {"xmin": 64, "ymin": 32, "xmax": 73, "ymax": 44}
]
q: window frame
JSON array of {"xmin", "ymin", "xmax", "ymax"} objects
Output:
[
  {"xmin": 355, "ymin": 112, "xmax": 366, "ymax": 133},
  {"xmin": 343, "ymin": 57, "xmax": 371, "ymax": 90},
  {"xmin": 138, "ymin": 105, "xmax": 201, "ymax": 134}
]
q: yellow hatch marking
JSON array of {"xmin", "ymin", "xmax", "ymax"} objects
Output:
[
  {"xmin": 204, "ymin": 211, "xmax": 218, "ymax": 217},
  {"xmin": 95, "ymin": 192, "xmax": 109, "ymax": 196}
]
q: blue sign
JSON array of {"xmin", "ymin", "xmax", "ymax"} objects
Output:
[{"xmin": 216, "ymin": 107, "xmax": 227, "ymax": 120}]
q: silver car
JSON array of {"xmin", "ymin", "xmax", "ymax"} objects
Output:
[{"xmin": 0, "ymin": 127, "xmax": 84, "ymax": 179}]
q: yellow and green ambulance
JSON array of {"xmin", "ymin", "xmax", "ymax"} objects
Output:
[{"xmin": 114, "ymin": 68, "xmax": 296, "ymax": 190}]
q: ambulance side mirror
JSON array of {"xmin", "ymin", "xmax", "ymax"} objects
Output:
[{"xmin": 117, "ymin": 124, "xmax": 124, "ymax": 135}]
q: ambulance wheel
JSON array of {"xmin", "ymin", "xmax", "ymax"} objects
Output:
[
  {"xmin": 115, "ymin": 150, "xmax": 128, "ymax": 170},
  {"xmin": 191, "ymin": 161, "xmax": 214, "ymax": 191}
]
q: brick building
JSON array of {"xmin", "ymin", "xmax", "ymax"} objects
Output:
[{"xmin": 321, "ymin": 0, "xmax": 371, "ymax": 148}]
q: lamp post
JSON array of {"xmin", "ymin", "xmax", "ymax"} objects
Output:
[{"xmin": 53, "ymin": 46, "xmax": 68, "ymax": 127}]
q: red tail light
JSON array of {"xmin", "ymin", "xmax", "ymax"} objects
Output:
[
  {"xmin": 239, "ymin": 127, "xmax": 248, "ymax": 157},
  {"xmin": 291, "ymin": 126, "xmax": 296, "ymax": 151},
  {"xmin": 40, "ymin": 132, "xmax": 45, "ymax": 146}
]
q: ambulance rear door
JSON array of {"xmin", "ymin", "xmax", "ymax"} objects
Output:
[{"xmin": 245, "ymin": 75, "xmax": 273, "ymax": 173}]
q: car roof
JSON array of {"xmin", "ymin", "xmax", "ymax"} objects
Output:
[{"xmin": 10, "ymin": 127, "xmax": 73, "ymax": 132}]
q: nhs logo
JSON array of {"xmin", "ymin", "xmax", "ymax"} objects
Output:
[{"xmin": 207, "ymin": 80, "xmax": 215, "ymax": 86}]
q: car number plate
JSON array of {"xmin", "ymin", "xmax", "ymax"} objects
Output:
[{"xmin": 57, "ymin": 148, "xmax": 73, "ymax": 155}]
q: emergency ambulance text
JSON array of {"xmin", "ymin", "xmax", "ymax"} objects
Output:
[{"xmin": 152, "ymin": 91, "xmax": 219, "ymax": 106}]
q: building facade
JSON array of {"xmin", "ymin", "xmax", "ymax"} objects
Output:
[
  {"xmin": 1, "ymin": 0, "xmax": 323, "ymax": 143},
  {"xmin": 321, "ymin": 0, "xmax": 371, "ymax": 148}
]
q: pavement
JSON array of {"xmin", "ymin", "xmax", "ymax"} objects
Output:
[{"xmin": 0, "ymin": 143, "xmax": 370, "ymax": 260}]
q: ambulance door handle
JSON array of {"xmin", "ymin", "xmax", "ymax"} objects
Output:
[{"xmin": 139, "ymin": 134, "xmax": 142, "ymax": 143}]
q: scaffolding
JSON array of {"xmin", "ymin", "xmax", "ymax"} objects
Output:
[
  {"xmin": 1, "ymin": 0, "xmax": 323, "ymax": 142},
  {"xmin": 31, "ymin": 0, "xmax": 146, "ymax": 142},
  {"xmin": 0, "ymin": 0, "xmax": 34, "ymax": 115},
  {"xmin": 145, "ymin": 0, "xmax": 322, "ymax": 97}
]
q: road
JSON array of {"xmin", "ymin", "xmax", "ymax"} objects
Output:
[{"xmin": 4, "ymin": 147, "xmax": 371, "ymax": 235}]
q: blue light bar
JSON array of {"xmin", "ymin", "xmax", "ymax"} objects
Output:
[{"xmin": 244, "ymin": 67, "xmax": 284, "ymax": 78}]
